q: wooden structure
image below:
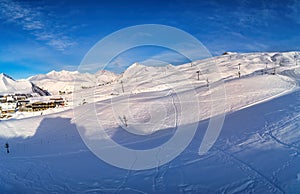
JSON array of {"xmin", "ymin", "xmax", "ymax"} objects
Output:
[{"xmin": 26, "ymin": 102, "xmax": 56, "ymax": 111}]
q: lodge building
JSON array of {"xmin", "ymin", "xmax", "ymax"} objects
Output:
[{"xmin": 0, "ymin": 94, "xmax": 65, "ymax": 115}]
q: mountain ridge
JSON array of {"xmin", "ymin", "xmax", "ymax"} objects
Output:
[
  {"xmin": 0, "ymin": 73, "xmax": 50, "ymax": 96},
  {"xmin": 2, "ymin": 51, "xmax": 299, "ymax": 96}
]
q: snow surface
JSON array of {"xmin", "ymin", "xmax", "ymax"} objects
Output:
[{"xmin": 0, "ymin": 52, "xmax": 300, "ymax": 193}]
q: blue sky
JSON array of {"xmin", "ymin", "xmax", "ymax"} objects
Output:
[{"xmin": 0, "ymin": 0, "xmax": 300, "ymax": 79}]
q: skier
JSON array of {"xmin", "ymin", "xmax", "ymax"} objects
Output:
[
  {"xmin": 123, "ymin": 115, "xmax": 128, "ymax": 127},
  {"xmin": 5, "ymin": 143, "xmax": 9, "ymax": 153}
]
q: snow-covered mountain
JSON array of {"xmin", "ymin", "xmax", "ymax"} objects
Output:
[
  {"xmin": 0, "ymin": 73, "xmax": 50, "ymax": 96},
  {"xmin": 12, "ymin": 51, "xmax": 300, "ymax": 97},
  {"xmin": 0, "ymin": 51, "xmax": 300, "ymax": 193},
  {"xmin": 29, "ymin": 70, "xmax": 118, "ymax": 95}
]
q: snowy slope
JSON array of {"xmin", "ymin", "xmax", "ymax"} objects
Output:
[
  {"xmin": 29, "ymin": 70, "xmax": 118, "ymax": 95},
  {"xmin": 0, "ymin": 73, "xmax": 50, "ymax": 96},
  {"xmin": 0, "ymin": 51, "xmax": 300, "ymax": 192}
]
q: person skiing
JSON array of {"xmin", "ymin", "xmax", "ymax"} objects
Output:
[{"xmin": 5, "ymin": 143, "xmax": 9, "ymax": 153}]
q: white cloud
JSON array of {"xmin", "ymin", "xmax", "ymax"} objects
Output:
[{"xmin": 0, "ymin": 0, "xmax": 76, "ymax": 51}]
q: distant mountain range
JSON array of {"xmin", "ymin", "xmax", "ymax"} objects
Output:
[
  {"xmin": 0, "ymin": 69, "xmax": 118, "ymax": 96},
  {"xmin": 1, "ymin": 51, "xmax": 299, "ymax": 96},
  {"xmin": 28, "ymin": 70, "xmax": 118, "ymax": 95}
]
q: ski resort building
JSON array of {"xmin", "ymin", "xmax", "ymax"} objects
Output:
[
  {"xmin": 28, "ymin": 102, "xmax": 56, "ymax": 111},
  {"xmin": 0, "ymin": 93, "xmax": 66, "ymax": 115},
  {"xmin": 0, "ymin": 95, "xmax": 17, "ymax": 113},
  {"xmin": 18, "ymin": 98, "xmax": 65, "ymax": 112},
  {"xmin": 0, "ymin": 102, "xmax": 17, "ymax": 113},
  {"xmin": 50, "ymin": 97, "xmax": 65, "ymax": 107},
  {"xmin": 0, "ymin": 96, "xmax": 6, "ymax": 103}
]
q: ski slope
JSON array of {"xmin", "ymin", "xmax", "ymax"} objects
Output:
[{"xmin": 0, "ymin": 52, "xmax": 300, "ymax": 193}]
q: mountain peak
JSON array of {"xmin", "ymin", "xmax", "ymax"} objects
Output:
[
  {"xmin": 131, "ymin": 62, "xmax": 143, "ymax": 67},
  {"xmin": 47, "ymin": 70, "xmax": 79, "ymax": 75},
  {"xmin": 125, "ymin": 62, "xmax": 145, "ymax": 72},
  {"xmin": 0, "ymin": 73, "xmax": 15, "ymax": 81},
  {"xmin": 0, "ymin": 73, "xmax": 49, "ymax": 96}
]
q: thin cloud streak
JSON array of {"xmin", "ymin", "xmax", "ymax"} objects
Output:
[{"xmin": 0, "ymin": 0, "xmax": 76, "ymax": 51}]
